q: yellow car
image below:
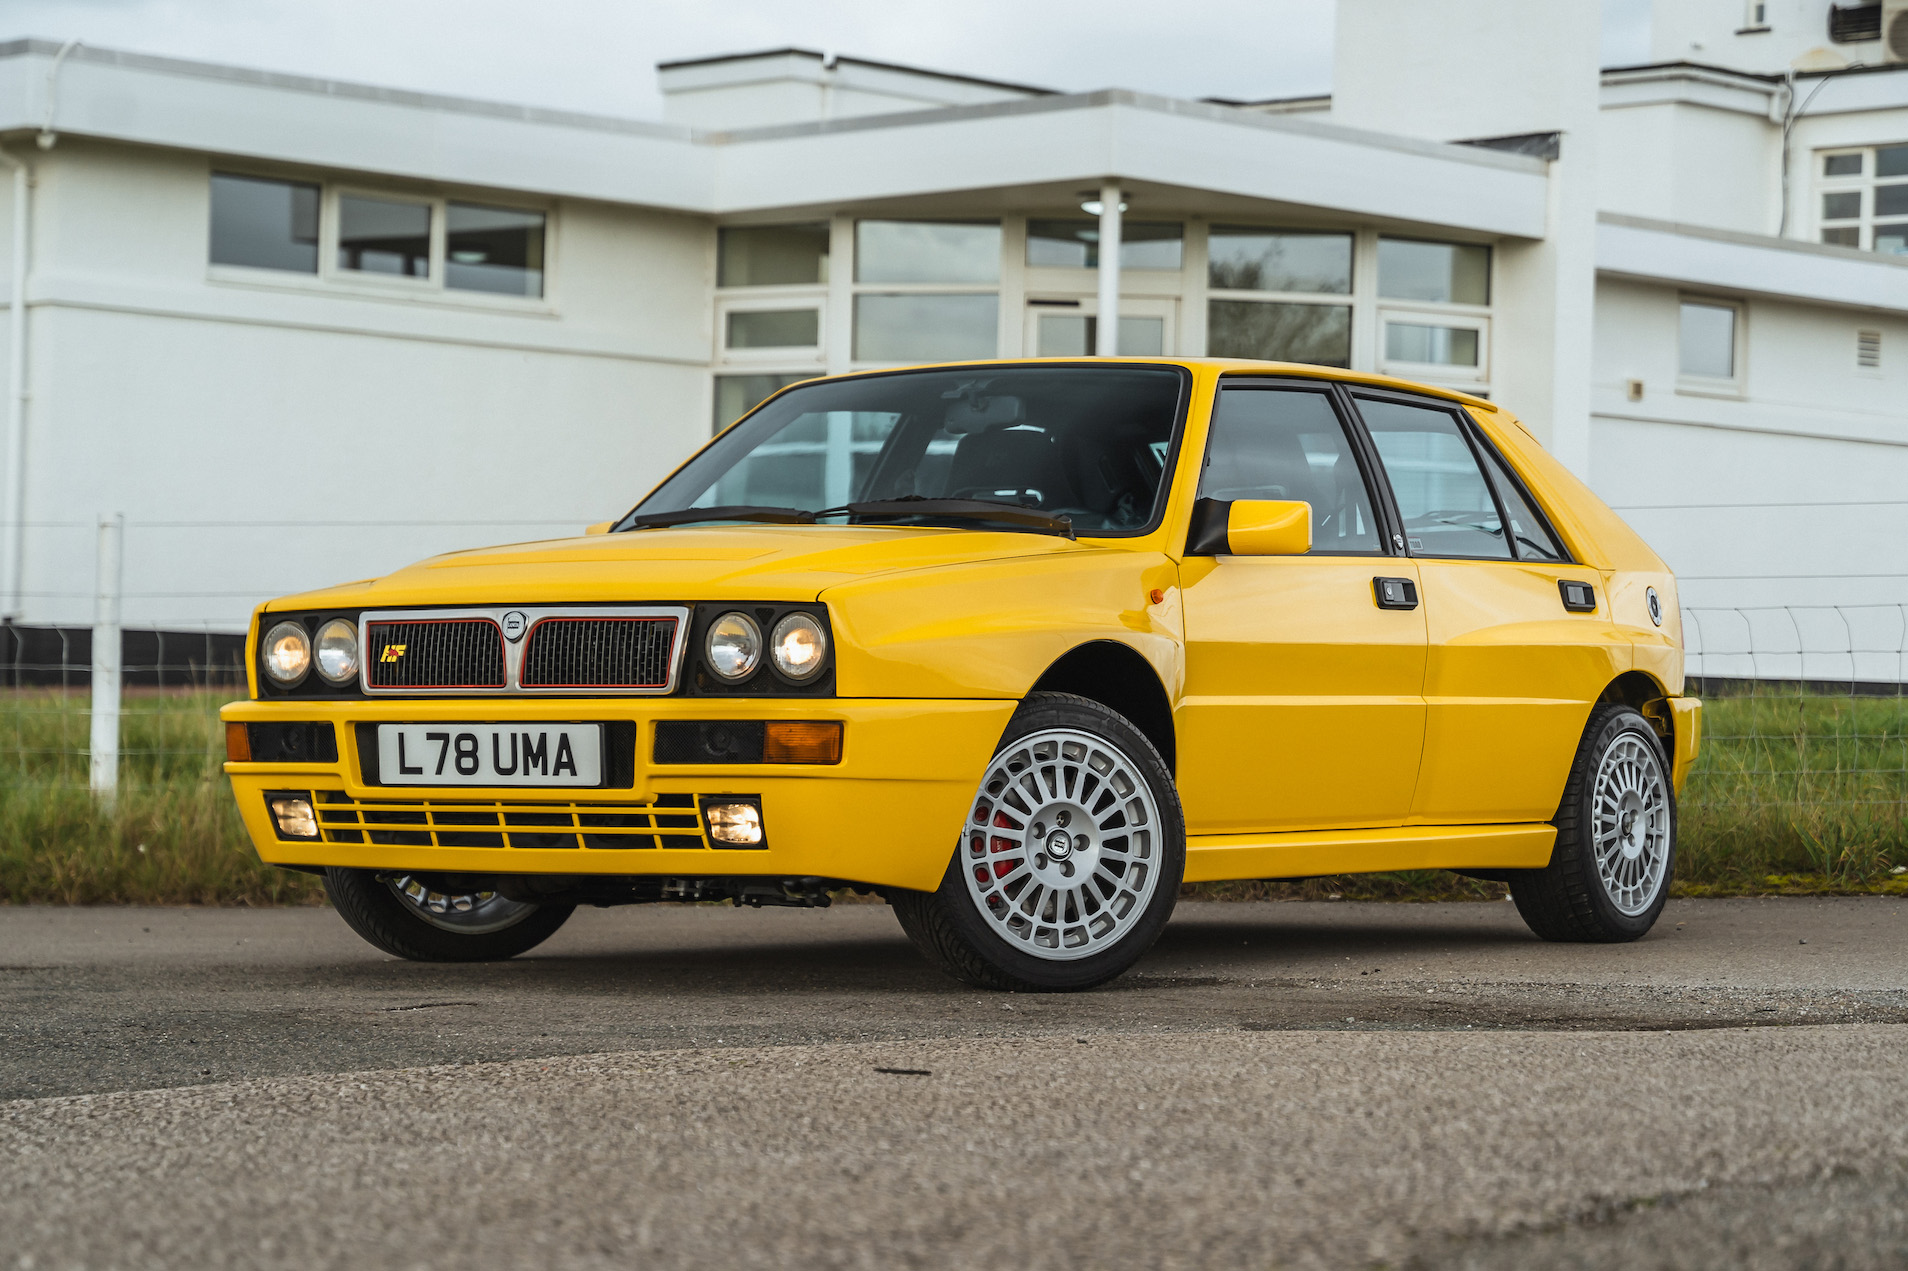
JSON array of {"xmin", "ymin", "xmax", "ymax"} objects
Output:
[{"xmin": 222, "ymin": 358, "xmax": 1700, "ymax": 991}]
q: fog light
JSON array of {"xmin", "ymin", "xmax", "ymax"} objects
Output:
[
  {"xmin": 268, "ymin": 794, "xmax": 319, "ymax": 840},
  {"xmin": 702, "ymin": 799, "xmax": 764, "ymax": 846},
  {"xmin": 764, "ymin": 721, "xmax": 842, "ymax": 764}
]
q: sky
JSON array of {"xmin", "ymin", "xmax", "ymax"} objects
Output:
[{"xmin": 3, "ymin": 0, "xmax": 1654, "ymax": 122}]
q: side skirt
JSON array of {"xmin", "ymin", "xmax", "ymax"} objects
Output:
[{"xmin": 1184, "ymin": 823, "xmax": 1556, "ymax": 884}]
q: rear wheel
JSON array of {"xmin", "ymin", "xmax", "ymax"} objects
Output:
[
  {"xmin": 891, "ymin": 693, "xmax": 1185, "ymax": 991},
  {"xmin": 1509, "ymin": 705, "xmax": 1676, "ymax": 943},
  {"xmin": 324, "ymin": 867, "xmax": 574, "ymax": 961}
]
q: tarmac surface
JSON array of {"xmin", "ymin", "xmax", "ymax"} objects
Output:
[{"xmin": 5, "ymin": 896, "xmax": 1908, "ymax": 1269}]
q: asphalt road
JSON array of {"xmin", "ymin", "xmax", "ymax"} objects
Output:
[{"xmin": 5, "ymin": 896, "xmax": 1908, "ymax": 1269}]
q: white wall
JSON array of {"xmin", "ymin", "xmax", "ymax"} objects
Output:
[
  {"xmin": 1649, "ymin": 0, "xmax": 1887, "ymax": 73},
  {"xmin": 1599, "ymin": 100, "xmax": 1781, "ymax": 233},
  {"xmin": 12, "ymin": 139, "xmax": 720, "ymax": 630},
  {"xmin": 1590, "ymin": 276, "xmax": 1908, "ymax": 613}
]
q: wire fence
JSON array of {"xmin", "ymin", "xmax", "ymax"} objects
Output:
[{"xmin": 0, "ymin": 518, "xmax": 1903, "ymax": 884}]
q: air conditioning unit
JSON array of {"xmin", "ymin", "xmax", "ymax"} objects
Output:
[{"xmin": 1886, "ymin": 0, "xmax": 1908, "ymax": 61}]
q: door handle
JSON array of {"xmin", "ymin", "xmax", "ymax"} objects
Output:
[{"xmin": 1373, "ymin": 576, "xmax": 1418, "ymax": 610}]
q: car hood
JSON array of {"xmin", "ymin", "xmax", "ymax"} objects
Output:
[{"xmin": 266, "ymin": 523, "xmax": 1107, "ymax": 610}]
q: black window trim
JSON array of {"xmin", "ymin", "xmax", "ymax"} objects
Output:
[
  {"xmin": 1195, "ymin": 375, "xmax": 1403, "ymax": 559},
  {"xmin": 1342, "ymin": 386, "xmax": 1575, "ymax": 566}
]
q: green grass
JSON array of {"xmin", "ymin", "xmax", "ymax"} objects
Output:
[{"xmin": 0, "ymin": 687, "xmax": 1903, "ymax": 905}]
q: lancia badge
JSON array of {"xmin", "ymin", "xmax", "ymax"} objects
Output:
[
  {"xmin": 1646, "ymin": 587, "xmax": 1662, "ymax": 627},
  {"xmin": 501, "ymin": 610, "xmax": 528, "ymax": 641}
]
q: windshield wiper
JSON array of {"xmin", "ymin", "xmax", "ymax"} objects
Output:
[
  {"xmin": 815, "ymin": 497, "xmax": 1074, "ymax": 539},
  {"xmin": 619, "ymin": 505, "xmax": 816, "ymax": 531}
]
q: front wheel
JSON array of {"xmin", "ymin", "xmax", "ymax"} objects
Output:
[
  {"xmin": 891, "ymin": 693, "xmax": 1185, "ymax": 991},
  {"xmin": 324, "ymin": 868, "xmax": 575, "ymax": 962},
  {"xmin": 1509, "ymin": 704, "xmax": 1676, "ymax": 942}
]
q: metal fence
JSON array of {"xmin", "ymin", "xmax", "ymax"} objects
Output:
[{"xmin": 0, "ymin": 520, "xmax": 1903, "ymax": 870}]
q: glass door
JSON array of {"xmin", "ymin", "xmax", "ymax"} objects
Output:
[{"xmin": 1025, "ymin": 298, "xmax": 1177, "ymax": 357}]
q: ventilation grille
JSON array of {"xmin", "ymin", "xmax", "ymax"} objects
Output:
[
  {"xmin": 1859, "ymin": 329, "xmax": 1882, "ymax": 369},
  {"xmin": 1830, "ymin": 3, "xmax": 1883, "ymax": 42},
  {"xmin": 366, "ymin": 619, "xmax": 506, "ymax": 690},
  {"xmin": 520, "ymin": 617, "xmax": 678, "ymax": 689}
]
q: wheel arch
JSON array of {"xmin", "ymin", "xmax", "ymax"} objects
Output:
[
  {"xmin": 1028, "ymin": 640, "xmax": 1176, "ymax": 773},
  {"xmin": 1599, "ymin": 670, "xmax": 1676, "ymax": 755}
]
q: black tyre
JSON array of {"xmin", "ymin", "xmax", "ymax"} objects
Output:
[
  {"xmin": 890, "ymin": 692, "xmax": 1185, "ymax": 991},
  {"xmin": 323, "ymin": 868, "xmax": 574, "ymax": 962},
  {"xmin": 1509, "ymin": 704, "xmax": 1676, "ymax": 943}
]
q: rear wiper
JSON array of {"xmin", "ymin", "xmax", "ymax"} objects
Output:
[
  {"xmin": 619, "ymin": 505, "xmax": 816, "ymax": 531},
  {"xmin": 815, "ymin": 497, "xmax": 1074, "ymax": 539}
]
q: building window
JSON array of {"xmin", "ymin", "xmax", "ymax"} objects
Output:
[
  {"xmin": 447, "ymin": 203, "xmax": 546, "ymax": 297},
  {"xmin": 337, "ymin": 194, "xmax": 431, "ymax": 278},
  {"xmin": 1816, "ymin": 145, "xmax": 1908, "ymax": 253},
  {"xmin": 1205, "ymin": 228, "xmax": 1353, "ymax": 366},
  {"xmin": 209, "ymin": 173, "xmax": 319, "ymax": 273},
  {"xmin": 852, "ymin": 221, "xmax": 1000, "ymax": 363},
  {"xmin": 853, "ymin": 293, "xmax": 998, "ymax": 361},
  {"xmin": 1377, "ymin": 238, "xmax": 1490, "ymax": 305},
  {"xmin": 1679, "ymin": 298, "xmax": 1742, "ymax": 387},
  {"xmin": 718, "ymin": 224, "xmax": 830, "ymax": 287},
  {"xmin": 714, "ymin": 373, "xmax": 809, "ymax": 434},
  {"xmin": 725, "ymin": 308, "xmax": 821, "ymax": 351},
  {"xmin": 1035, "ymin": 314, "xmax": 1165, "ymax": 357},
  {"xmin": 209, "ymin": 174, "xmax": 547, "ymax": 299},
  {"xmin": 855, "ymin": 221, "xmax": 1000, "ymax": 284},
  {"xmin": 1025, "ymin": 220, "xmax": 1183, "ymax": 270}
]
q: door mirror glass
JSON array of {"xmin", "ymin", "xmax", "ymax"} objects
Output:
[{"xmin": 1225, "ymin": 499, "xmax": 1311, "ymax": 556}]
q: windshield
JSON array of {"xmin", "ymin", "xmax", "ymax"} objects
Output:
[{"xmin": 625, "ymin": 365, "xmax": 1187, "ymax": 535}]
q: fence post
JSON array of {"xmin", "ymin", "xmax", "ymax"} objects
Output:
[{"xmin": 89, "ymin": 513, "xmax": 123, "ymax": 807}]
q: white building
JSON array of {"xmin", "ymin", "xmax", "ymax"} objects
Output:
[{"xmin": 0, "ymin": 0, "xmax": 1903, "ymax": 673}]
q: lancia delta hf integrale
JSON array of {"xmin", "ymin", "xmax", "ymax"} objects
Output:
[{"xmin": 223, "ymin": 359, "xmax": 1700, "ymax": 991}]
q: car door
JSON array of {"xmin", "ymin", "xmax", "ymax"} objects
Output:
[
  {"xmin": 1176, "ymin": 380, "xmax": 1428, "ymax": 835},
  {"xmin": 1349, "ymin": 390, "xmax": 1624, "ymax": 825}
]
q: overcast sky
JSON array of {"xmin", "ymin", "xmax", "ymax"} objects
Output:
[{"xmin": 5, "ymin": 0, "xmax": 1653, "ymax": 121}]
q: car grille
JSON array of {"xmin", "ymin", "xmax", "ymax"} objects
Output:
[
  {"xmin": 365, "ymin": 619, "xmax": 506, "ymax": 690},
  {"xmin": 521, "ymin": 617, "xmax": 678, "ymax": 689},
  {"xmin": 312, "ymin": 791, "xmax": 726, "ymax": 850}
]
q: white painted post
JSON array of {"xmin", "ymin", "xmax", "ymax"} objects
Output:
[
  {"xmin": 1095, "ymin": 181, "xmax": 1122, "ymax": 355},
  {"xmin": 89, "ymin": 513, "xmax": 122, "ymax": 806}
]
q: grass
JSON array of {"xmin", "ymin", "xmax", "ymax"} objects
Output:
[{"xmin": 0, "ymin": 687, "xmax": 1902, "ymax": 905}]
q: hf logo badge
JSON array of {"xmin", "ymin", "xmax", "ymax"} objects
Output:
[{"xmin": 379, "ymin": 644, "xmax": 408, "ymax": 663}]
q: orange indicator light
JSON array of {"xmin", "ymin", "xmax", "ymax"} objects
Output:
[
  {"xmin": 763, "ymin": 720, "xmax": 843, "ymax": 765},
  {"xmin": 225, "ymin": 722, "xmax": 251, "ymax": 762}
]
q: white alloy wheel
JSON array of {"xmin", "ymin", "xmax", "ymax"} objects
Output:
[
  {"xmin": 387, "ymin": 875, "xmax": 537, "ymax": 935},
  {"xmin": 960, "ymin": 727, "xmax": 1162, "ymax": 961},
  {"xmin": 1589, "ymin": 733, "xmax": 1671, "ymax": 916}
]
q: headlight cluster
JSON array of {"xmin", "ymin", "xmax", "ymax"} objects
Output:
[
  {"xmin": 704, "ymin": 610, "xmax": 829, "ymax": 685},
  {"xmin": 261, "ymin": 617, "xmax": 360, "ymax": 689}
]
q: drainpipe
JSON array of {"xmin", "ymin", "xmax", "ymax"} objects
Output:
[
  {"xmin": 1094, "ymin": 181, "xmax": 1122, "ymax": 355},
  {"xmin": 0, "ymin": 144, "xmax": 27, "ymax": 621}
]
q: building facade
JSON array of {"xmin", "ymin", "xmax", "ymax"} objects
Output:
[{"xmin": 0, "ymin": 0, "xmax": 1903, "ymax": 670}]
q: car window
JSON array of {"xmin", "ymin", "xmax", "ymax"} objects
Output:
[
  {"xmin": 1355, "ymin": 396, "xmax": 1512, "ymax": 560},
  {"xmin": 1476, "ymin": 438, "xmax": 1568, "ymax": 563},
  {"xmin": 635, "ymin": 366, "xmax": 1185, "ymax": 536},
  {"xmin": 1197, "ymin": 387, "xmax": 1381, "ymax": 554}
]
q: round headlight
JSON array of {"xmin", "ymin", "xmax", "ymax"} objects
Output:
[
  {"xmin": 770, "ymin": 613, "xmax": 828, "ymax": 682},
  {"xmin": 261, "ymin": 621, "xmax": 311, "ymax": 687},
  {"xmin": 314, "ymin": 618, "xmax": 360, "ymax": 686},
  {"xmin": 706, "ymin": 612, "xmax": 762, "ymax": 681}
]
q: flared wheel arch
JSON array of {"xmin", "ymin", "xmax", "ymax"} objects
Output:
[{"xmin": 1026, "ymin": 640, "xmax": 1176, "ymax": 774}]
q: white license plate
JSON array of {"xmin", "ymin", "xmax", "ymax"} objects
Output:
[{"xmin": 376, "ymin": 724, "xmax": 603, "ymax": 787}]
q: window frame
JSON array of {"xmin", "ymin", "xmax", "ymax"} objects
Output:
[
  {"xmin": 849, "ymin": 219, "xmax": 1005, "ymax": 368},
  {"xmin": 1676, "ymin": 294, "xmax": 1747, "ymax": 397},
  {"xmin": 1812, "ymin": 143, "xmax": 1908, "ymax": 253},
  {"xmin": 1194, "ymin": 377, "xmax": 1397, "ymax": 558},
  {"xmin": 1343, "ymin": 386, "xmax": 1574, "ymax": 565},
  {"xmin": 204, "ymin": 166, "xmax": 554, "ymax": 309},
  {"xmin": 715, "ymin": 294, "xmax": 827, "ymax": 363},
  {"xmin": 1375, "ymin": 307, "xmax": 1492, "ymax": 384}
]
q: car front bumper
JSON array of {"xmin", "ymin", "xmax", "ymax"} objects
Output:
[{"xmin": 220, "ymin": 697, "xmax": 1017, "ymax": 892}]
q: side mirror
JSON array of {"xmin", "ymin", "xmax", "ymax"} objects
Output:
[
  {"xmin": 584, "ymin": 520, "xmax": 614, "ymax": 536},
  {"xmin": 1223, "ymin": 499, "xmax": 1311, "ymax": 556}
]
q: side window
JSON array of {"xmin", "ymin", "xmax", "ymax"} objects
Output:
[
  {"xmin": 1197, "ymin": 387, "xmax": 1381, "ymax": 554},
  {"xmin": 1355, "ymin": 396, "xmax": 1512, "ymax": 560},
  {"xmin": 1476, "ymin": 439, "xmax": 1568, "ymax": 563}
]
